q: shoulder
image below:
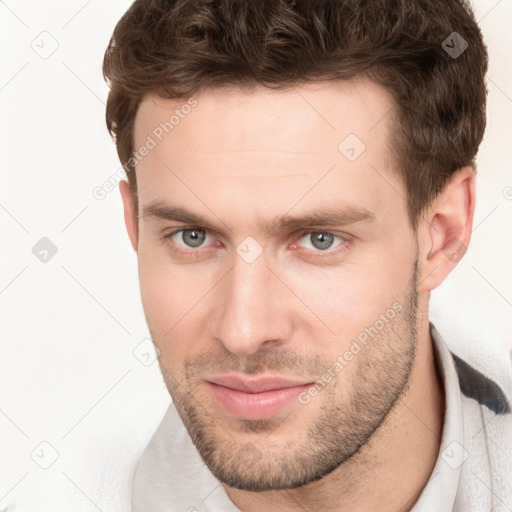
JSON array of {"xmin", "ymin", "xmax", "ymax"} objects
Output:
[{"xmin": 446, "ymin": 343, "xmax": 512, "ymax": 511}]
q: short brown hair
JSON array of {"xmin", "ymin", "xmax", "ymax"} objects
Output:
[{"xmin": 103, "ymin": 0, "xmax": 488, "ymax": 229}]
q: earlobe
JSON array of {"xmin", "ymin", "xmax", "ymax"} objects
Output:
[
  {"xmin": 418, "ymin": 167, "xmax": 476, "ymax": 291},
  {"xmin": 119, "ymin": 180, "xmax": 139, "ymax": 252}
]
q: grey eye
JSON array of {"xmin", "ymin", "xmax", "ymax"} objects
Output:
[
  {"xmin": 181, "ymin": 229, "xmax": 206, "ymax": 248},
  {"xmin": 309, "ymin": 232, "xmax": 335, "ymax": 251},
  {"xmin": 297, "ymin": 231, "xmax": 345, "ymax": 253}
]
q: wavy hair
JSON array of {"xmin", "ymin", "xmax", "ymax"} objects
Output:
[{"xmin": 103, "ymin": 0, "xmax": 488, "ymax": 228}]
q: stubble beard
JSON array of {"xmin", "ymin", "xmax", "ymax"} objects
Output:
[{"xmin": 158, "ymin": 259, "xmax": 420, "ymax": 491}]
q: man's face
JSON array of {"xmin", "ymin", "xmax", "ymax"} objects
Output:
[{"xmin": 131, "ymin": 79, "xmax": 421, "ymax": 491}]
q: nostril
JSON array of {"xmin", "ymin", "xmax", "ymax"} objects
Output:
[{"xmin": 260, "ymin": 339, "xmax": 281, "ymax": 349}]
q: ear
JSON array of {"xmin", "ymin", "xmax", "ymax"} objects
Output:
[
  {"xmin": 119, "ymin": 180, "xmax": 138, "ymax": 252},
  {"xmin": 417, "ymin": 167, "xmax": 476, "ymax": 292}
]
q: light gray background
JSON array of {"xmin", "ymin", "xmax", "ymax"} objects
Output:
[{"xmin": 1, "ymin": 1, "xmax": 511, "ymax": 510}]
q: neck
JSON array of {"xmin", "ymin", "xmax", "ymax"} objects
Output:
[{"xmin": 224, "ymin": 321, "xmax": 445, "ymax": 512}]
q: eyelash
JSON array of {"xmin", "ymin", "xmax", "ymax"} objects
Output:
[{"xmin": 163, "ymin": 226, "xmax": 351, "ymax": 259}]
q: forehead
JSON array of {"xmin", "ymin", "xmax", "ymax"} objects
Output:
[
  {"xmin": 133, "ymin": 79, "xmax": 405, "ymax": 232},
  {"xmin": 134, "ymin": 78, "xmax": 395, "ymax": 159}
]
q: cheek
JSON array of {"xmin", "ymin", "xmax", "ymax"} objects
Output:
[
  {"xmin": 137, "ymin": 244, "xmax": 219, "ymax": 361},
  {"xmin": 280, "ymin": 248, "xmax": 410, "ymax": 341},
  {"xmin": 137, "ymin": 246, "xmax": 188, "ymax": 338}
]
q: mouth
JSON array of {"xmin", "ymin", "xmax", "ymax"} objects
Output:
[{"xmin": 205, "ymin": 374, "xmax": 315, "ymax": 420}]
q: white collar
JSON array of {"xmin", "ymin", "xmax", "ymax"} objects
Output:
[{"xmin": 410, "ymin": 323, "xmax": 463, "ymax": 511}]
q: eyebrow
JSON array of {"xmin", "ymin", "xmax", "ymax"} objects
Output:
[{"xmin": 140, "ymin": 200, "xmax": 375, "ymax": 234}]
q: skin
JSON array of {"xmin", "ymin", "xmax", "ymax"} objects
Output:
[{"xmin": 120, "ymin": 78, "xmax": 476, "ymax": 511}]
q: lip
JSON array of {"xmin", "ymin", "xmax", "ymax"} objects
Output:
[
  {"xmin": 208, "ymin": 375, "xmax": 312, "ymax": 393},
  {"xmin": 206, "ymin": 374, "xmax": 314, "ymax": 420}
]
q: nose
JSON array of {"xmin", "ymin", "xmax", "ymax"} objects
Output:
[{"xmin": 208, "ymin": 249, "xmax": 292, "ymax": 356}]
